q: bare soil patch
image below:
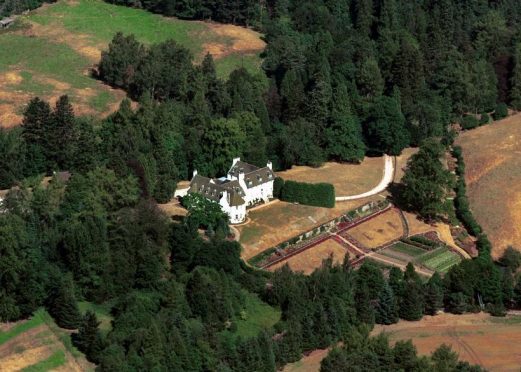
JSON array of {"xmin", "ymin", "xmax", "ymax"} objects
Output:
[
  {"xmin": 23, "ymin": 22, "xmax": 104, "ymax": 63},
  {"xmin": 267, "ymin": 238, "xmax": 349, "ymax": 274},
  {"xmin": 158, "ymin": 199, "xmax": 188, "ymax": 218},
  {"xmin": 277, "ymin": 158, "xmax": 384, "ymax": 197},
  {"xmin": 345, "ymin": 208, "xmax": 404, "ymax": 249},
  {"xmin": 282, "ymin": 347, "xmax": 331, "ymax": 372},
  {"xmin": 238, "ymin": 198, "xmax": 377, "ymax": 260},
  {"xmin": 373, "ymin": 312, "xmax": 521, "ymax": 372},
  {"xmin": 200, "ymin": 22, "xmax": 265, "ymax": 60},
  {"xmin": 456, "ymin": 112, "xmax": 521, "ymax": 258}
]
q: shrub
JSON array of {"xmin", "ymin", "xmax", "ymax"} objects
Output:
[
  {"xmin": 280, "ymin": 180, "xmax": 335, "ymax": 208},
  {"xmin": 493, "ymin": 103, "xmax": 508, "ymax": 120},
  {"xmin": 460, "ymin": 115, "xmax": 479, "ymax": 130},
  {"xmin": 479, "ymin": 113, "xmax": 490, "ymax": 126}
]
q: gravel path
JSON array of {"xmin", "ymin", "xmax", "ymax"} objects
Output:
[{"xmin": 336, "ymin": 155, "xmax": 394, "ymax": 201}]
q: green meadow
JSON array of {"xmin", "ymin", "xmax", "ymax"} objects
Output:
[{"xmin": 0, "ymin": 0, "xmax": 263, "ymax": 126}]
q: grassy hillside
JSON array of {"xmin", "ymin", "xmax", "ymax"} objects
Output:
[
  {"xmin": 0, "ymin": 309, "xmax": 93, "ymax": 371},
  {"xmin": 456, "ymin": 112, "xmax": 521, "ymax": 259},
  {"xmin": 0, "ymin": 0, "xmax": 264, "ymax": 127}
]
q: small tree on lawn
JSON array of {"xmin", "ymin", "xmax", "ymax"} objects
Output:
[{"xmin": 399, "ymin": 139, "xmax": 454, "ymax": 221}]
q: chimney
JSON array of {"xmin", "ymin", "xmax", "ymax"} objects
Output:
[
  {"xmin": 192, "ymin": 169, "xmax": 198, "ymax": 179},
  {"xmin": 232, "ymin": 157, "xmax": 240, "ymax": 167},
  {"xmin": 267, "ymin": 161, "xmax": 272, "ymax": 170}
]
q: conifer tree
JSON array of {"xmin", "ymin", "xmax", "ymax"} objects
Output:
[
  {"xmin": 355, "ymin": 282, "xmax": 375, "ymax": 325},
  {"xmin": 375, "ymin": 281, "xmax": 398, "ymax": 325},
  {"xmin": 72, "ymin": 311, "xmax": 104, "ymax": 363},
  {"xmin": 424, "ymin": 272, "xmax": 444, "ymax": 315},
  {"xmin": 399, "ymin": 264, "xmax": 424, "ymax": 320},
  {"xmin": 48, "ymin": 275, "xmax": 82, "ymax": 329}
]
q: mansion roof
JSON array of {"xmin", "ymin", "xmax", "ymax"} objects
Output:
[
  {"xmin": 228, "ymin": 161, "xmax": 275, "ymax": 188},
  {"xmin": 189, "ymin": 175, "xmax": 245, "ymax": 207}
]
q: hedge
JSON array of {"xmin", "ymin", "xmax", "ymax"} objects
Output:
[
  {"xmin": 280, "ymin": 180, "xmax": 335, "ymax": 208},
  {"xmin": 452, "ymin": 146, "xmax": 490, "ymax": 257}
]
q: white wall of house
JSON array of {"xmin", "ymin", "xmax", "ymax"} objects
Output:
[
  {"xmin": 219, "ymin": 191, "xmax": 246, "ymax": 224},
  {"xmin": 242, "ymin": 181, "xmax": 274, "ymax": 205},
  {"xmin": 174, "ymin": 187, "xmax": 189, "ymax": 198}
]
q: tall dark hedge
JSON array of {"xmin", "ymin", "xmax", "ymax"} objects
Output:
[{"xmin": 280, "ymin": 180, "xmax": 335, "ymax": 208}]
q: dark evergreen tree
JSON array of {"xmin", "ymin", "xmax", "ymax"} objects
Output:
[
  {"xmin": 47, "ymin": 275, "xmax": 82, "ymax": 329},
  {"xmin": 424, "ymin": 272, "xmax": 444, "ymax": 315},
  {"xmin": 375, "ymin": 281, "xmax": 398, "ymax": 325},
  {"xmin": 72, "ymin": 311, "xmax": 105, "ymax": 363}
]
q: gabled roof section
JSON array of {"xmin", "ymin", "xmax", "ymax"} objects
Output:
[
  {"xmin": 228, "ymin": 161, "xmax": 259, "ymax": 177},
  {"xmin": 243, "ymin": 167, "xmax": 275, "ymax": 188},
  {"xmin": 189, "ymin": 174, "xmax": 223, "ymax": 203},
  {"xmin": 228, "ymin": 160, "xmax": 275, "ymax": 188},
  {"xmin": 189, "ymin": 174, "xmax": 246, "ymax": 206}
]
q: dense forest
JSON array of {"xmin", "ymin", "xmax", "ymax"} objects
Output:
[
  {"xmin": 99, "ymin": 0, "xmax": 521, "ymax": 170},
  {"xmin": 2, "ymin": 0, "xmax": 521, "ymax": 370},
  {"xmin": 0, "ymin": 0, "xmax": 54, "ymax": 17}
]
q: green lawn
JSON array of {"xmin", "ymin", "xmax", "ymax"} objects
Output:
[
  {"xmin": 0, "ymin": 0, "xmax": 263, "ymax": 126},
  {"xmin": 0, "ymin": 309, "xmax": 46, "ymax": 345},
  {"xmin": 386, "ymin": 242, "xmax": 427, "ymax": 257},
  {"xmin": 22, "ymin": 350, "xmax": 66, "ymax": 372},
  {"xmin": 0, "ymin": 35, "xmax": 94, "ymax": 90},
  {"xmin": 417, "ymin": 247, "xmax": 461, "ymax": 273},
  {"xmin": 26, "ymin": 0, "xmax": 262, "ymax": 77},
  {"xmin": 230, "ymin": 291, "xmax": 280, "ymax": 339},
  {"xmin": 78, "ymin": 301, "xmax": 113, "ymax": 334}
]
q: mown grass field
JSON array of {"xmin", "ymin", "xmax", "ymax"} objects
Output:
[
  {"xmin": 416, "ymin": 247, "xmax": 461, "ymax": 273},
  {"xmin": 385, "ymin": 241, "xmax": 426, "ymax": 257},
  {"xmin": 0, "ymin": 309, "xmax": 93, "ymax": 371},
  {"xmin": 222, "ymin": 291, "xmax": 280, "ymax": 339},
  {"xmin": 0, "ymin": 0, "xmax": 265, "ymax": 127},
  {"xmin": 456, "ymin": 112, "xmax": 521, "ymax": 259}
]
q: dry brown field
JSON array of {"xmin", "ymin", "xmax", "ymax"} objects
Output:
[
  {"xmin": 373, "ymin": 312, "xmax": 521, "ymax": 372},
  {"xmin": 276, "ymin": 157, "xmax": 384, "ymax": 197},
  {"xmin": 345, "ymin": 208, "xmax": 404, "ymax": 249},
  {"xmin": 456, "ymin": 112, "xmax": 521, "ymax": 258},
  {"xmin": 267, "ymin": 238, "xmax": 349, "ymax": 274},
  {"xmin": 282, "ymin": 347, "xmax": 331, "ymax": 372},
  {"xmin": 284, "ymin": 313, "xmax": 521, "ymax": 372},
  {"xmin": 238, "ymin": 198, "xmax": 377, "ymax": 260},
  {"xmin": 393, "ymin": 148, "xmax": 419, "ymax": 183}
]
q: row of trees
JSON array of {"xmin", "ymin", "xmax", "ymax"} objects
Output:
[{"xmin": 105, "ymin": 0, "xmax": 260, "ymax": 25}]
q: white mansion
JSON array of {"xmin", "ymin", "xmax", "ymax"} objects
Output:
[{"xmin": 187, "ymin": 158, "xmax": 275, "ymax": 224}]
